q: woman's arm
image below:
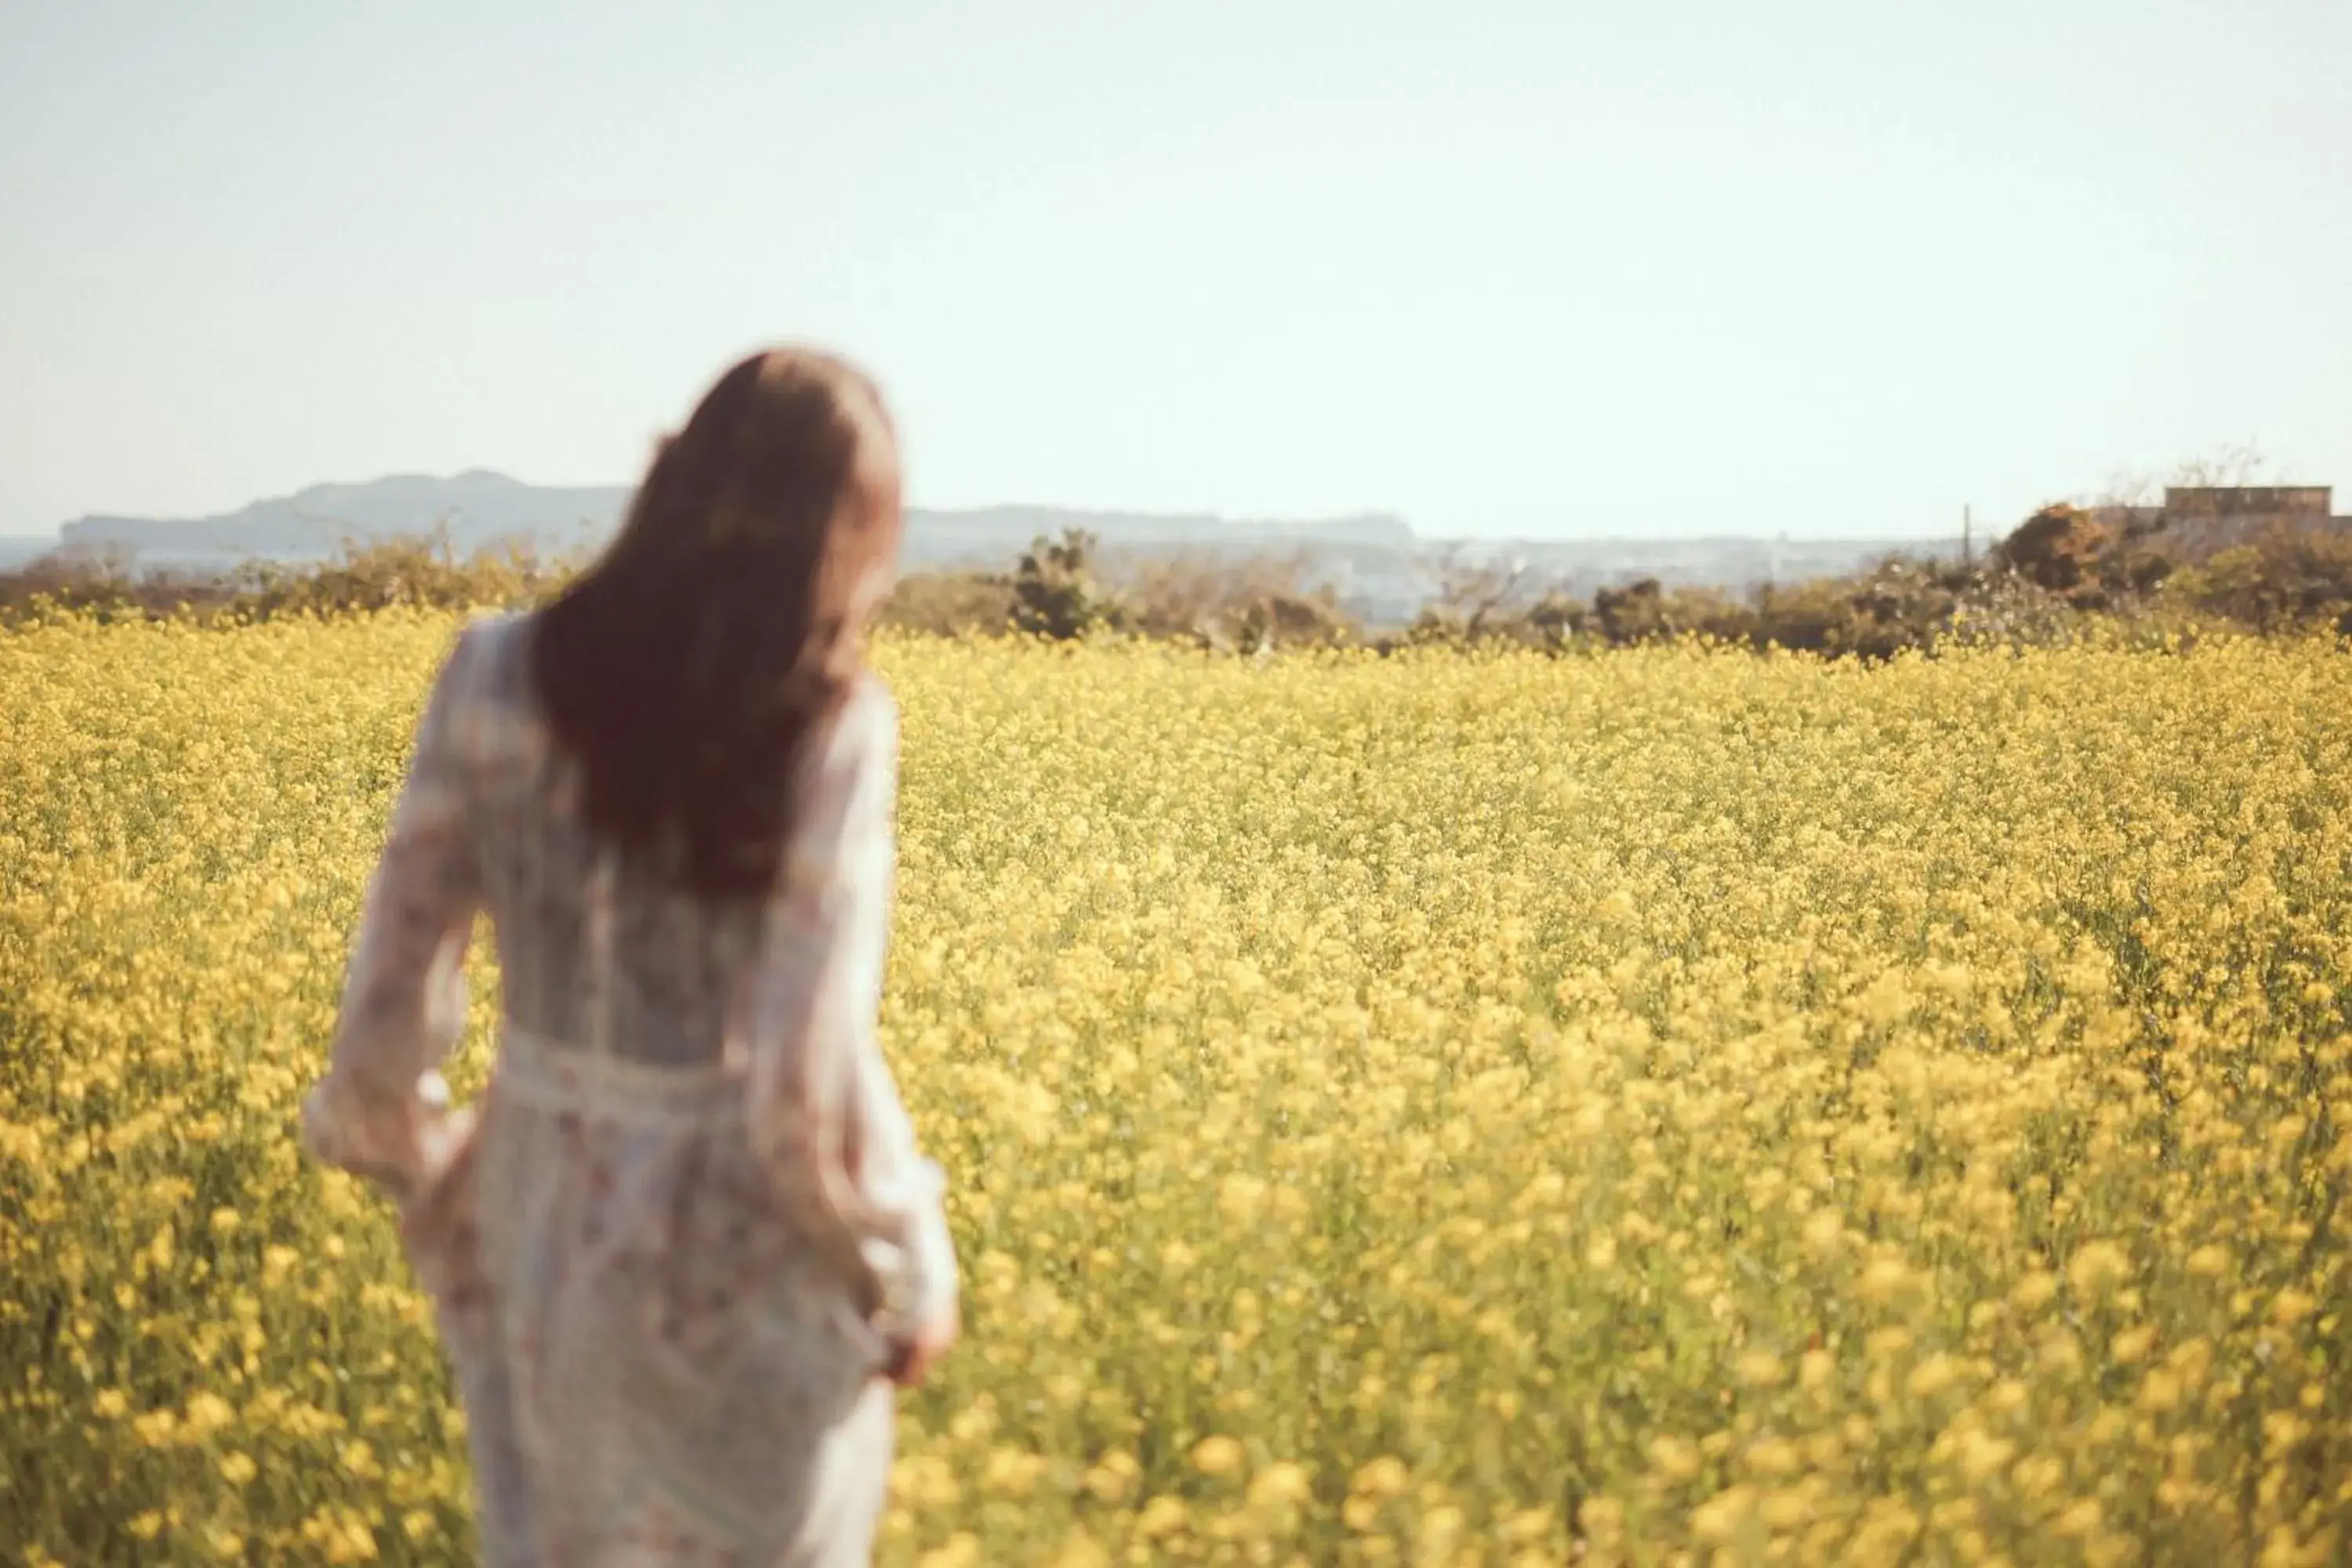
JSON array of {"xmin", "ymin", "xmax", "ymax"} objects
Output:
[
  {"xmin": 840, "ymin": 1012, "xmax": 962, "ymax": 1386},
  {"xmin": 742, "ymin": 685, "xmax": 959, "ymax": 1382},
  {"xmin": 301, "ymin": 621, "xmax": 491, "ymax": 1204}
]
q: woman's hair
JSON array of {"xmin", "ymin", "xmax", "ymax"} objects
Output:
[{"xmin": 529, "ymin": 347, "xmax": 902, "ymax": 900}]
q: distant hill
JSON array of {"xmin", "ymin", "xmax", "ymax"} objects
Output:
[
  {"xmin": 0, "ymin": 537, "xmax": 53, "ymax": 573},
  {"xmin": 54, "ymin": 471, "xmax": 1413, "ymax": 567},
  {"xmin": 43, "ymin": 472, "xmax": 1967, "ymax": 629},
  {"xmin": 60, "ymin": 471, "xmax": 627, "ymax": 564}
]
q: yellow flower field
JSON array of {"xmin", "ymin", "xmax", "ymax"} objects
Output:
[{"xmin": 2, "ymin": 613, "xmax": 2348, "ymax": 1566}]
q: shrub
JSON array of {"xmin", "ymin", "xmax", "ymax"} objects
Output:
[
  {"xmin": 7, "ymin": 506, "xmax": 2343, "ymax": 657},
  {"xmin": 1011, "ymin": 528, "xmax": 1125, "ymax": 640},
  {"xmin": 1109, "ymin": 553, "xmax": 1357, "ymax": 653},
  {"xmin": 1992, "ymin": 503, "xmax": 2113, "ymax": 597},
  {"xmin": 2161, "ymin": 524, "xmax": 2352, "ymax": 635},
  {"xmin": 877, "ymin": 572, "xmax": 1016, "ymax": 637}
]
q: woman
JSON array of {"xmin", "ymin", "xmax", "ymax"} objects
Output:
[{"xmin": 302, "ymin": 347, "xmax": 959, "ymax": 1567}]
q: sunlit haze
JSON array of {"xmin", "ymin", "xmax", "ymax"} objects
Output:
[{"xmin": 4, "ymin": 0, "xmax": 2347, "ymax": 541}]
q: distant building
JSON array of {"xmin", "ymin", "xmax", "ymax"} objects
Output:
[
  {"xmin": 2166, "ymin": 485, "xmax": 2333, "ymax": 516},
  {"xmin": 2090, "ymin": 485, "xmax": 2350, "ymax": 557}
]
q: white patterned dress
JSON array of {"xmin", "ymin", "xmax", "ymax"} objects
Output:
[{"xmin": 301, "ymin": 612, "xmax": 956, "ymax": 1567}]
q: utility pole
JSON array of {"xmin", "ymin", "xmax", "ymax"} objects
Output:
[{"xmin": 1962, "ymin": 504, "xmax": 1973, "ymax": 571}]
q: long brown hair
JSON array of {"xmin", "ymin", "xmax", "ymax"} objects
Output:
[{"xmin": 529, "ymin": 347, "xmax": 902, "ymax": 900}]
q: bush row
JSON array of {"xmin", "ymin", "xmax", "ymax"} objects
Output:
[{"xmin": 6, "ymin": 514, "xmax": 2348, "ymax": 657}]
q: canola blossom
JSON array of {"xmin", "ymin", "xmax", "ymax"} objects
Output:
[{"xmin": 2, "ymin": 613, "xmax": 2349, "ymax": 1566}]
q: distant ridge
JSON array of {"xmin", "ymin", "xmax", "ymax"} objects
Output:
[
  {"xmin": 55, "ymin": 471, "xmax": 1416, "ymax": 568},
  {"xmin": 60, "ymin": 471, "xmax": 629, "ymax": 563},
  {"xmin": 44, "ymin": 472, "xmax": 1965, "ymax": 628}
]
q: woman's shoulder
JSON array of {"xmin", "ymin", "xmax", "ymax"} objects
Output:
[
  {"xmin": 448, "ymin": 608, "xmax": 546, "ymax": 701},
  {"xmin": 434, "ymin": 610, "xmax": 550, "ymax": 773},
  {"xmin": 451, "ymin": 607, "xmax": 533, "ymax": 666},
  {"xmin": 844, "ymin": 670, "xmax": 898, "ymax": 731},
  {"xmin": 789, "ymin": 675, "xmax": 897, "ymax": 815},
  {"xmin": 831, "ymin": 673, "xmax": 898, "ymax": 769}
]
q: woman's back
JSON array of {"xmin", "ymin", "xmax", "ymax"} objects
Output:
[
  {"xmin": 452, "ymin": 608, "xmax": 872, "ymax": 1070},
  {"xmin": 301, "ymin": 347, "xmax": 958, "ymax": 1567}
]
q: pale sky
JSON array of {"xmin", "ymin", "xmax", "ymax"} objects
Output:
[{"xmin": 3, "ymin": 0, "xmax": 2347, "ymax": 542}]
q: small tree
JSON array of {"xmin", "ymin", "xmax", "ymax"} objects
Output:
[
  {"xmin": 1592, "ymin": 578, "xmax": 1670, "ymax": 642},
  {"xmin": 1011, "ymin": 528, "xmax": 1123, "ymax": 640},
  {"xmin": 1427, "ymin": 545, "xmax": 1538, "ymax": 637},
  {"xmin": 1993, "ymin": 503, "xmax": 2112, "ymax": 597}
]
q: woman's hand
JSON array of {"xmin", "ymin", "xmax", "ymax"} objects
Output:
[
  {"xmin": 396, "ymin": 1104, "xmax": 479, "ymax": 1253},
  {"xmin": 882, "ymin": 1296, "xmax": 960, "ymax": 1388}
]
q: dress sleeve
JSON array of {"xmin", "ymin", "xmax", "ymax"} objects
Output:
[
  {"xmin": 301, "ymin": 620, "xmax": 491, "ymax": 1203},
  {"xmin": 741, "ymin": 684, "xmax": 959, "ymax": 1343}
]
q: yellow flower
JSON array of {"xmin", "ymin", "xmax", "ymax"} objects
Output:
[
  {"xmin": 1692, "ymin": 1485, "xmax": 1760, "ymax": 1544},
  {"xmin": 915, "ymin": 1534, "xmax": 981, "ymax": 1568},
  {"xmin": 1647, "ymin": 1434, "xmax": 1704, "ymax": 1482},
  {"xmin": 5, "ymin": 615, "xmax": 2347, "ymax": 1563},
  {"xmin": 1081, "ymin": 1450, "xmax": 1138, "ymax": 1504},
  {"xmin": 185, "ymin": 1392, "xmax": 235, "ymax": 1435},
  {"xmin": 2013, "ymin": 1271, "xmax": 2060, "ymax": 1311},
  {"xmin": 1859, "ymin": 1255, "xmax": 1914, "ymax": 1303},
  {"xmin": 1134, "ymin": 1497, "xmax": 1189, "ymax": 1539},
  {"xmin": 2067, "ymin": 1240, "xmax": 2133, "ymax": 1297},
  {"xmin": 1905, "ymin": 1354, "xmax": 1964, "ymax": 1401},
  {"xmin": 1046, "ymin": 1531, "xmax": 1111, "ymax": 1568},
  {"xmin": 1247, "ymin": 1461, "xmax": 1313, "ymax": 1508},
  {"xmin": 2054, "ymin": 1498, "xmax": 2103, "ymax": 1537},
  {"xmin": 1216, "ymin": 1174, "xmax": 1268, "ymax": 1224},
  {"xmin": 1957, "ymin": 1429, "xmax": 2015, "ymax": 1485},
  {"xmin": 1191, "ymin": 1435, "xmax": 1246, "ymax": 1476},
  {"xmin": 980, "ymin": 1445, "xmax": 1046, "ymax": 1497}
]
